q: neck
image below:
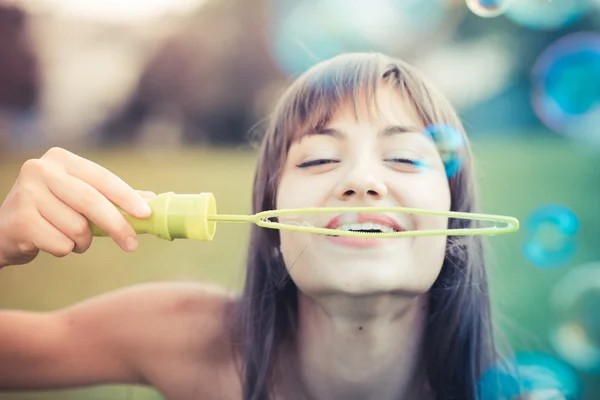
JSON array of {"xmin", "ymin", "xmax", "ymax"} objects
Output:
[{"xmin": 283, "ymin": 292, "xmax": 431, "ymax": 400}]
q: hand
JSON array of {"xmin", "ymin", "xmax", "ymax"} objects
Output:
[{"xmin": 0, "ymin": 147, "xmax": 154, "ymax": 268}]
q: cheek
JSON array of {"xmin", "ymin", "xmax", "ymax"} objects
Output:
[
  {"xmin": 404, "ymin": 176, "xmax": 451, "ymax": 228},
  {"xmin": 277, "ymin": 173, "xmax": 331, "ymax": 210},
  {"xmin": 279, "ymin": 231, "xmax": 297, "ymax": 254},
  {"xmin": 426, "ymin": 175, "xmax": 452, "ymax": 209},
  {"xmin": 276, "ymin": 174, "xmax": 308, "ymax": 209},
  {"xmin": 279, "ymin": 231, "xmax": 316, "ymax": 278},
  {"xmin": 409, "ymin": 176, "xmax": 451, "ymax": 270},
  {"xmin": 413, "ymin": 228, "xmax": 448, "ymax": 279},
  {"xmin": 275, "ymin": 175, "xmax": 291, "ymax": 209}
]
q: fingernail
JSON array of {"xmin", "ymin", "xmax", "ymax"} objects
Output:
[
  {"xmin": 125, "ymin": 236, "xmax": 138, "ymax": 252},
  {"xmin": 139, "ymin": 201, "xmax": 152, "ymax": 216}
]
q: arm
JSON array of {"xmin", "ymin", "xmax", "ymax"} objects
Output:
[
  {"xmin": 0, "ymin": 281, "xmax": 234, "ymax": 390},
  {"xmin": 0, "ymin": 148, "xmax": 236, "ymax": 392}
]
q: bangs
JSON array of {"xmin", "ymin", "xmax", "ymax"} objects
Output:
[{"xmin": 276, "ymin": 53, "xmax": 398, "ymax": 146}]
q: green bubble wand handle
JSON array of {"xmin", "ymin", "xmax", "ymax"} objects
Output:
[{"xmin": 89, "ymin": 192, "xmax": 520, "ymax": 241}]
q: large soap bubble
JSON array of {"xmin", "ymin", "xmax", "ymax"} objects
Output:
[
  {"xmin": 531, "ymin": 32, "xmax": 600, "ymax": 146},
  {"xmin": 549, "ymin": 262, "xmax": 600, "ymax": 374},
  {"xmin": 478, "ymin": 351, "xmax": 582, "ymax": 400}
]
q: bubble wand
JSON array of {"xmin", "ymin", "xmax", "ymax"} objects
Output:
[{"xmin": 89, "ymin": 192, "xmax": 519, "ymax": 241}]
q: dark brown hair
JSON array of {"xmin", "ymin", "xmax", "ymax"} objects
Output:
[{"xmin": 232, "ymin": 52, "xmax": 500, "ymax": 400}]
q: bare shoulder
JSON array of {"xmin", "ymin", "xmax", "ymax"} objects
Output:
[
  {"xmin": 56, "ymin": 279, "xmax": 238, "ymax": 333},
  {"xmin": 96, "ymin": 279, "xmax": 239, "ymax": 321},
  {"xmin": 55, "ymin": 280, "xmax": 241, "ymax": 387},
  {"xmin": 132, "ymin": 280, "xmax": 239, "ymax": 356}
]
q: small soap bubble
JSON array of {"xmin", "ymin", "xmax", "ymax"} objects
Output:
[
  {"xmin": 549, "ymin": 262, "xmax": 600, "ymax": 374},
  {"xmin": 522, "ymin": 204, "xmax": 578, "ymax": 268},
  {"xmin": 531, "ymin": 32, "xmax": 600, "ymax": 146},
  {"xmin": 465, "ymin": 0, "xmax": 513, "ymax": 18},
  {"xmin": 423, "ymin": 124, "xmax": 466, "ymax": 179}
]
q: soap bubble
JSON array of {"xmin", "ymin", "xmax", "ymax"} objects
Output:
[
  {"xmin": 522, "ymin": 204, "xmax": 579, "ymax": 268},
  {"xmin": 478, "ymin": 351, "xmax": 582, "ymax": 400},
  {"xmin": 505, "ymin": 0, "xmax": 592, "ymax": 30},
  {"xmin": 422, "ymin": 124, "xmax": 466, "ymax": 178},
  {"xmin": 549, "ymin": 262, "xmax": 600, "ymax": 373},
  {"xmin": 465, "ymin": 0, "xmax": 513, "ymax": 18},
  {"xmin": 531, "ymin": 32, "xmax": 600, "ymax": 146}
]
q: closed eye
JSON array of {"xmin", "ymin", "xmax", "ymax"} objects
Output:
[
  {"xmin": 296, "ymin": 159, "xmax": 339, "ymax": 168},
  {"xmin": 385, "ymin": 158, "xmax": 424, "ymax": 167}
]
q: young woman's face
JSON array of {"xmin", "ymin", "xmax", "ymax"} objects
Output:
[{"xmin": 276, "ymin": 84, "xmax": 452, "ymax": 297}]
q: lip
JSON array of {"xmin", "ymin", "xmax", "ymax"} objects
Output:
[
  {"xmin": 325, "ymin": 212, "xmax": 405, "ymax": 232},
  {"xmin": 322, "ymin": 212, "xmax": 407, "ymax": 249}
]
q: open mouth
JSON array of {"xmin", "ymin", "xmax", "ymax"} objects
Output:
[
  {"xmin": 326, "ymin": 214, "xmax": 405, "ymax": 237},
  {"xmin": 337, "ymin": 222, "xmax": 397, "ymax": 234}
]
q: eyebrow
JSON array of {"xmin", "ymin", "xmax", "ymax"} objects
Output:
[
  {"xmin": 312, "ymin": 124, "xmax": 422, "ymax": 138},
  {"xmin": 380, "ymin": 125, "xmax": 423, "ymax": 136}
]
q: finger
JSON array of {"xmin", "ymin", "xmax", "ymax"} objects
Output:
[
  {"xmin": 44, "ymin": 148, "xmax": 151, "ymax": 219},
  {"xmin": 136, "ymin": 190, "xmax": 156, "ymax": 199},
  {"xmin": 36, "ymin": 191, "xmax": 94, "ymax": 254},
  {"xmin": 30, "ymin": 213, "xmax": 76, "ymax": 258},
  {"xmin": 46, "ymin": 173, "xmax": 138, "ymax": 252}
]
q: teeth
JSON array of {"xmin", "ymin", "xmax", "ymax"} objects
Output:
[
  {"xmin": 337, "ymin": 222, "xmax": 396, "ymax": 232},
  {"xmin": 340, "ymin": 213, "xmax": 357, "ymax": 225}
]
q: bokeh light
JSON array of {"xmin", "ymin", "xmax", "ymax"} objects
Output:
[
  {"xmin": 522, "ymin": 204, "xmax": 579, "ymax": 268},
  {"xmin": 423, "ymin": 124, "xmax": 466, "ymax": 178},
  {"xmin": 531, "ymin": 32, "xmax": 600, "ymax": 146},
  {"xmin": 513, "ymin": 388, "xmax": 577, "ymax": 400},
  {"xmin": 504, "ymin": 0, "xmax": 593, "ymax": 30},
  {"xmin": 549, "ymin": 262, "xmax": 600, "ymax": 374},
  {"xmin": 1, "ymin": 0, "xmax": 600, "ymax": 398},
  {"xmin": 269, "ymin": 0, "xmax": 448, "ymax": 77},
  {"xmin": 478, "ymin": 351, "xmax": 582, "ymax": 400},
  {"xmin": 20, "ymin": 0, "xmax": 208, "ymax": 23},
  {"xmin": 465, "ymin": 0, "xmax": 513, "ymax": 18}
]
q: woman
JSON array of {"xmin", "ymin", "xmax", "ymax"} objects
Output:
[{"xmin": 0, "ymin": 52, "xmax": 503, "ymax": 399}]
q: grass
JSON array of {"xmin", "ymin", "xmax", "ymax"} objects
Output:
[{"xmin": 0, "ymin": 137, "xmax": 599, "ymax": 399}]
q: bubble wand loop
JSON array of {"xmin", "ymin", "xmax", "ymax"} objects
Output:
[{"xmin": 89, "ymin": 192, "xmax": 520, "ymax": 241}]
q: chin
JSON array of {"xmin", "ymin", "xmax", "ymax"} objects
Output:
[
  {"xmin": 280, "ymin": 234, "xmax": 445, "ymax": 298},
  {"xmin": 286, "ymin": 257, "xmax": 436, "ymax": 298}
]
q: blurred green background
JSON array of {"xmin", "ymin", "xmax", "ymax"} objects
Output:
[
  {"xmin": 2, "ymin": 0, "xmax": 600, "ymax": 398},
  {"xmin": 0, "ymin": 137, "xmax": 599, "ymax": 399}
]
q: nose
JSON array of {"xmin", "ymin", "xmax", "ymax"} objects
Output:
[{"xmin": 334, "ymin": 169, "xmax": 388, "ymax": 201}]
